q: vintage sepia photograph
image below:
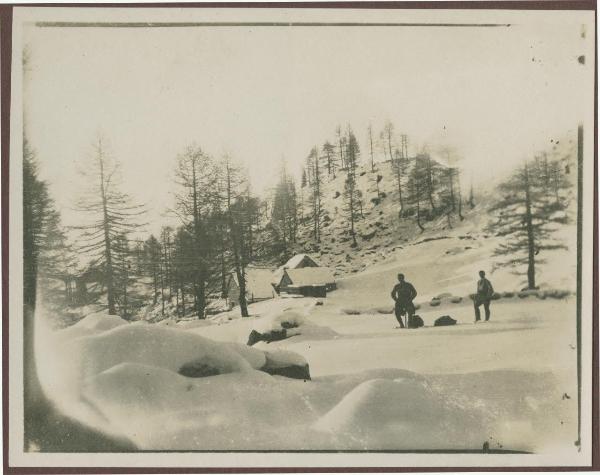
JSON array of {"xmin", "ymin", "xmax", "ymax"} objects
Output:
[{"xmin": 4, "ymin": 3, "xmax": 597, "ymax": 472}]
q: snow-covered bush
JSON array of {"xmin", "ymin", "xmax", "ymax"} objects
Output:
[
  {"xmin": 375, "ymin": 307, "xmax": 394, "ymax": 314},
  {"xmin": 341, "ymin": 308, "xmax": 361, "ymax": 315},
  {"xmin": 518, "ymin": 290, "xmax": 539, "ymax": 299},
  {"xmin": 253, "ymin": 310, "xmax": 306, "ymax": 334},
  {"xmin": 544, "ymin": 289, "xmax": 571, "ymax": 299}
]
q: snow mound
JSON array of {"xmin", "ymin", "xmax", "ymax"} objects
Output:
[
  {"xmin": 263, "ymin": 349, "xmax": 308, "ymax": 369},
  {"xmin": 78, "ymin": 359, "xmax": 330, "ymax": 449},
  {"xmin": 223, "ymin": 342, "xmax": 267, "ymax": 370},
  {"xmin": 77, "ymin": 312, "xmax": 129, "ymax": 331},
  {"xmin": 39, "ymin": 317, "xmax": 317, "ymax": 445},
  {"xmin": 58, "ymin": 311, "xmax": 128, "ymax": 339},
  {"xmin": 314, "ymin": 377, "xmax": 487, "ymax": 449},
  {"xmin": 253, "ymin": 309, "xmax": 307, "ymax": 334},
  {"xmin": 77, "ymin": 325, "xmax": 255, "ymax": 379},
  {"xmin": 81, "ymin": 362, "xmax": 280, "ymax": 443}
]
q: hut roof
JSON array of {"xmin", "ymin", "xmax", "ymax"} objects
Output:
[
  {"xmin": 282, "ymin": 253, "xmax": 319, "ymax": 269},
  {"xmin": 271, "ymin": 254, "xmax": 320, "ymax": 285}
]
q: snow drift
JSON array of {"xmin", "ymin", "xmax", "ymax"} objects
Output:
[{"xmin": 36, "ymin": 305, "xmax": 574, "ymax": 452}]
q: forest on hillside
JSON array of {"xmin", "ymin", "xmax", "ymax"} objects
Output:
[{"xmin": 24, "ymin": 121, "xmax": 575, "ymax": 324}]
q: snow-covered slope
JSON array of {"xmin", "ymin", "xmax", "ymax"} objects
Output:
[
  {"xmin": 37, "ymin": 274, "xmax": 578, "ymax": 453},
  {"xmin": 277, "ymin": 135, "xmax": 577, "ymax": 282}
]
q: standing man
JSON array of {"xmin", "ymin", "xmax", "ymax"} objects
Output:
[
  {"xmin": 474, "ymin": 270, "xmax": 494, "ymax": 322},
  {"xmin": 391, "ymin": 273, "xmax": 417, "ymax": 328}
]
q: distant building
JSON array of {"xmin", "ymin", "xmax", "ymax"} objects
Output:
[
  {"xmin": 226, "ymin": 267, "xmax": 277, "ymax": 306},
  {"xmin": 271, "ymin": 253, "xmax": 320, "ymax": 291},
  {"xmin": 277, "ymin": 267, "xmax": 337, "ymax": 297}
]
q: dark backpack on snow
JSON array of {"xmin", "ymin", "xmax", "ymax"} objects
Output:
[{"xmin": 434, "ymin": 315, "xmax": 457, "ymax": 327}]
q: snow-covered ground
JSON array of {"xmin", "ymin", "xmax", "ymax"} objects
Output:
[
  {"xmin": 35, "ymin": 290, "xmax": 577, "ymax": 453},
  {"xmin": 34, "ymin": 217, "xmax": 579, "ymax": 454}
]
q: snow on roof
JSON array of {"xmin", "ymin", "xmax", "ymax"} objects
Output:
[
  {"xmin": 283, "ymin": 254, "xmax": 320, "ymax": 269},
  {"xmin": 233, "ymin": 267, "xmax": 276, "ymax": 299},
  {"xmin": 284, "ymin": 267, "xmax": 336, "ymax": 287},
  {"xmin": 271, "ymin": 254, "xmax": 320, "ymax": 285}
]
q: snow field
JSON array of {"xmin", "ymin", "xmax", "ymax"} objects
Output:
[{"xmin": 35, "ymin": 223, "xmax": 579, "ymax": 452}]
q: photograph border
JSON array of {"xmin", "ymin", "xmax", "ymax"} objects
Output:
[{"xmin": 1, "ymin": 1, "xmax": 597, "ymax": 473}]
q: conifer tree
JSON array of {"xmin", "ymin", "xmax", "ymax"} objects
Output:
[
  {"xmin": 307, "ymin": 146, "xmax": 323, "ymax": 243},
  {"xmin": 322, "ymin": 141, "xmax": 336, "ymax": 178},
  {"xmin": 223, "ymin": 158, "xmax": 252, "ymax": 317},
  {"xmin": 468, "ymin": 177, "xmax": 475, "ymax": 209},
  {"xmin": 343, "ymin": 130, "xmax": 362, "ymax": 247},
  {"xmin": 406, "ymin": 156, "xmax": 428, "ymax": 232},
  {"xmin": 271, "ymin": 163, "xmax": 298, "ymax": 255},
  {"xmin": 343, "ymin": 175, "xmax": 360, "ymax": 247},
  {"xmin": 144, "ymin": 235, "xmax": 162, "ymax": 306},
  {"xmin": 489, "ymin": 159, "xmax": 571, "ymax": 289},
  {"xmin": 336, "ymin": 125, "xmax": 346, "ymax": 169},
  {"xmin": 382, "ymin": 120, "xmax": 394, "ymax": 161},
  {"xmin": 391, "ymin": 149, "xmax": 408, "ymax": 215},
  {"xmin": 368, "ymin": 124, "xmax": 376, "ymax": 172},
  {"xmin": 173, "ymin": 145, "xmax": 214, "ymax": 318},
  {"xmin": 72, "ymin": 137, "xmax": 145, "ymax": 315}
]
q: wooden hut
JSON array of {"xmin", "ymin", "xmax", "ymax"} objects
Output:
[{"xmin": 278, "ymin": 267, "xmax": 336, "ymax": 297}]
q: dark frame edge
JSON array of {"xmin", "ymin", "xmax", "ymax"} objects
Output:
[
  {"xmin": 4, "ymin": 0, "xmax": 600, "ymax": 10},
  {"xmin": 1, "ymin": 4, "xmax": 12, "ymax": 475},
  {"xmin": 592, "ymin": 6, "xmax": 599, "ymax": 471},
  {"xmin": 1, "ymin": 1, "xmax": 598, "ymax": 474}
]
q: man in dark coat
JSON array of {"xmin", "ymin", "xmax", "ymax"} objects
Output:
[
  {"xmin": 391, "ymin": 273, "xmax": 417, "ymax": 328},
  {"xmin": 474, "ymin": 270, "xmax": 494, "ymax": 322}
]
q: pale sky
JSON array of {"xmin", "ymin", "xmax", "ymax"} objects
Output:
[{"xmin": 22, "ymin": 10, "xmax": 594, "ymax": 232}]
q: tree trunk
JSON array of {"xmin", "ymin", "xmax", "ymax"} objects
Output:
[
  {"xmin": 191, "ymin": 160, "xmax": 206, "ymax": 318},
  {"xmin": 448, "ymin": 168, "xmax": 456, "ymax": 212},
  {"xmin": 524, "ymin": 164, "xmax": 536, "ymax": 289},
  {"xmin": 469, "ymin": 182, "xmax": 475, "ymax": 208},
  {"xmin": 456, "ymin": 171, "xmax": 464, "ymax": 220},
  {"xmin": 226, "ymin": 164, "xmax": 249, "ymax": 318},
  {"xmin": 416, "ymin": 191, "xmax": 424, "ymax": 232},
  {"xmin": 395, "ymin": 160, "xmax": 404, "ymax": 214},
  {"xmin": 220, "ymin": 244, "xmax": 227, "ymax": 299},
  {"xmin": 163, "ymin": 237, "xmax": 172, "ymax": 300},
  {"xmin": 64, "ymin": 280, "xmax": 71, "ymax": 305},
  {"xmin": 152, "ymin": 267, "xmax": 158, "ymax": 305},
  {"xmin": 349, "ymin": 181, "xmax": 357, "ymax": 247},
  {"xmin": 122, "ymin": 263, "xmax": 128, "ymax": 320},
  {"xmin": 197, "ymin": 277, "xmax": 206, "ymax": 319},
  {"xmin": 426, "ymin": 156, "xmax": 436, "ymax": 211},
  {"xmin": 160, "ymin": 262, "xmax": 165, "ymax": 316},
  {"xmin": 98, "ymin": 156, "xmax": 116, "ymax": 315},
  {"xmin": 181, "ymin": 286, "xmax": 186, "ymax": 317}
]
